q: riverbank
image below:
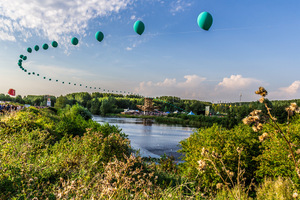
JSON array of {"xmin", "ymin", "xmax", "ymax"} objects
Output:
[{"xmin": 109, "ymin": 113, "xmax": 233, "ymax": 129}]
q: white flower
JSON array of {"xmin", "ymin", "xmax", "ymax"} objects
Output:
[{"xmin": 293, "ymin": 192, "xmax": 298, "ymax": 198}]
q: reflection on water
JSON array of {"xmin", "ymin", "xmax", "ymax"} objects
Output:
[{"xmin": 93, "ymin": 116, "xmax": 195, "ymax": 161}]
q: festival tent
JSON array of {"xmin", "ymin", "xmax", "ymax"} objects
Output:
[{"xmin": 188, "ymin": 111, "xmax": 195, "ymax": 115}]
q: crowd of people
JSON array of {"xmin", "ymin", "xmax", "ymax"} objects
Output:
[{"xmin": 0, "ymin": 104, "xmax": 23, "ymax": 115}]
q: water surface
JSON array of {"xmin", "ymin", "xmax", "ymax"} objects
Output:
[{"xmin": 93, "ymin": 116, "xmax": 195, "ymax": 161}]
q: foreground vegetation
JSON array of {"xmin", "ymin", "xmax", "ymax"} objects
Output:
[{"xmin": 1, "ymin": 88, "xmax": 300, "ymax": 199}]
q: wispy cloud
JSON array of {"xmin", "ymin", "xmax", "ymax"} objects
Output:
[
  {"xmin": 130, "ymin": 15, "xmax": 136, "ymax": 20},
  {"xmin": 28, "ymin": 63, "xmax": 96, "ymax": 79},
  {"xmin": 0, "ymin": 0, "xmax": 131, "ymax": 43},
  {"xmin": 170, "ymin": 0, "xmax": 192, "ymax": 15}
]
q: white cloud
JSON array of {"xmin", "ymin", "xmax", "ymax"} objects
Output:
[
  {"xmin": 170, "ymin": 0, "xmax": 192, "ymax": 15},
  {"xmin": 217, "ymin": 75, "xmax": 261, "ymax": 90},
  {"xmin": 125, "ymin": 43, "xmax": 137, "ymax": 51},
  {"xmin": 279, "ymin": 80, "xmax": 300, "ymax": 94},
  {"xmin": 269, "ymin": 81, "xmax": 300, "ymax": 100},
  {"xmin": 0, "ymin": 30, "xmax": 16, "ymax": 41},
  {"xmin": 178, "ymin": 75, "xmax": 206, "ymax": 87},
  {"xmin": 156, "ymin": 78, "xmax": 177, "ymax": 87},
  {"xmin": 135, "ymin": 74, "xmax": 265, "ymax": 102},
  {"xmin": 0, "ymin": 0, "xmax": 131, "ymax": 43},
  {"xmin": 130, "ymin": 15, "xmax": 136, "ymax": 20},
  {"xmin": 135, "ymin": 74, "xmax": 207, "ymax": 99}
]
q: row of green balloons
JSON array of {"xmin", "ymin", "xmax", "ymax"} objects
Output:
[
  {"xmin": 16, "ymin": 19, "xmax": 150, "ymax": 95},
  {"xmin": 17, "ymin": 39, "xmax": 138, "ymax": 95}
]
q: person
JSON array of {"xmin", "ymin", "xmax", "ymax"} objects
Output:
[{"xmin": 0, "ymin": 104, "xmax": 4, "ymax": 115}]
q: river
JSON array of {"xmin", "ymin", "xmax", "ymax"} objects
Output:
[{"xmin": 93, "ymin": 116, "xmax": 195, "ymax": 161}]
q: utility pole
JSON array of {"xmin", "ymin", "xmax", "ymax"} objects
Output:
[{"xmin": 239, "ymin": 93, "xmax": 242, "ymax": 106}]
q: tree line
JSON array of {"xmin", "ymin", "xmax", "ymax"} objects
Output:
[{"xmin": 1, "ymin": 92, "xmax": 299, "ymax": 123}]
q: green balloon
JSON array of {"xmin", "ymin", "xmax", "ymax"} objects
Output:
[
  {"xmin": 32, "ymin": 72, "xmax": 35, "ymax": 75},
  {"xmin": 133, "ymin": 20, "xmax": 145, "ymax": 35},
  {"xmin": 24, "ymin": 69, "xmax": 27, "ymax": 72},
  {"xmin": 80, "ymin": 84, "xmax": 82, "ymax": 86},
  {"xmin": 95, "ymin": 31, "xmax": 104, "ymax": 42},
  {"xmin": 52, "ymin": 41, "xmax": 58, "ymax": 48},
  {"xmin": 62, "ymin": 82, "xmax": 64, "ymax": 84},
  {"xmin": 20, "ymin": 55, "xmax": 24, "ymax": 59},
  {"xmin": 86, "ymin": 86, "xmax": 87, "ymax": 88},
  {"xmin": 71, "ymin": 37, "xmax": 79, "ymax": 45},
  {"xmin": 42, "ymin": 43, "xmax": 49, "ymax": 50},
  {"xmin": 22, "ymin": 56, "xmax": 27, "ymax": 61},
  {"xmin": 197, "ymin": 12, "xmax": 213, "ymax": 31},
  {"xmin": 74, "ymin": 83, "xmax": 76, "ymax": 86},
  {"xmin": 69, "ymin": 82, "xmax": 71, "ymax": 84},
  {"xmin": 28, "ymin": 72, "xmax": 31, "ymax": 75},
  {"xmin": 34, "ymin": 45, "xmax": 39, "ymax": 51},
  {"xmin": 37, "ymin": 74, "xmax": 39, "ymax": 76},
  {"xmin": 56, "ymin": 80, "xmax": 58, "ymax": 82},
  {"xmin": 43, "ymin": 77, "xmax": 46, "ymax": 79},
  {"xmin": 49, "ymin": 79, "xmax": 52, "ymax": 81},
  {"xmin": 27, "ymin": 48, "xmax": 32, "ymax": 53}
]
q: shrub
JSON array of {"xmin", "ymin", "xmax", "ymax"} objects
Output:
[
  {"xmin": 254, "ymin": 116, "xmax": 300, "ymax": 185},
  {"xmin": 0, "ymin": 106, "xmax": 131, "ymax": 199},
  {"xmin": 179, "ymin": 124, "xmax": 260, "ymax": 193},
  {"xmin": 67, "ymin": 103, "xmax": 92, "ymax": 120}
]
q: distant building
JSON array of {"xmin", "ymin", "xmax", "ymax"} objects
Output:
[
  {"xmin": 121, "ymin": 108, "xmax": 140, "ymax": 115},
  {"xmin": 205, "ymin": 106, "xmax": 210, "ymax": 116}
]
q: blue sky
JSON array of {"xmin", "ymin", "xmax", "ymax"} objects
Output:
[{"xmin": 0, "ymin": 0, "xmax": 300, "ymax": 102}]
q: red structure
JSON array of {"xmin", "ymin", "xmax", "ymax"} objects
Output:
[{"xmin": 8, "ymin": 89, "xmax": 16, "ymax": 96}]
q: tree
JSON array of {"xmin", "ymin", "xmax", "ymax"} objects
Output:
[
  {"xmin": 100, "ymin": 97, "xmax": 116, "ymax": 116},
  {"xmin": 16, "ymin": 95, "xmax": 24, "ymax": 104},
  {"xmin": 55, "ymin": 96, "xmax": 68, "ymax": 109},
  {"xmin": 90, "ymin": 98, "xmax": 101, "ymax": 115}
]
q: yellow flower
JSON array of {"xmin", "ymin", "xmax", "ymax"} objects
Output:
[{"xmin": 255, "ymin": 87, "xmax": 268, "ymax": 97}]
